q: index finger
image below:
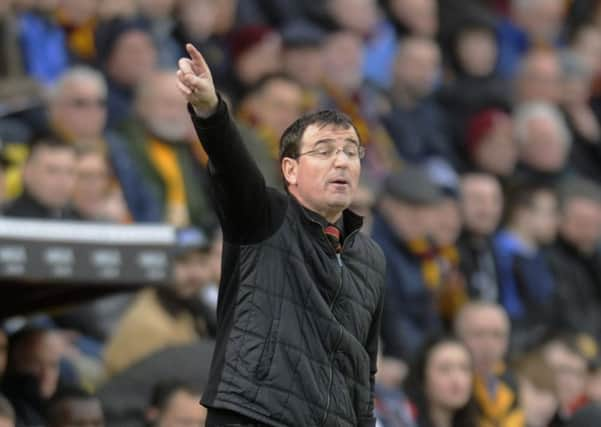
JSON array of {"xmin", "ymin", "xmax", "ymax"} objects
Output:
[{"xmin": 186, "ymin": 43, "xmax": 210, "ymax": 75}]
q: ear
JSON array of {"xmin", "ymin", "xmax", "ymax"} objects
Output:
[{"xmin": 281, "ymin": 157, "xmax": 298, "ymax": 187}]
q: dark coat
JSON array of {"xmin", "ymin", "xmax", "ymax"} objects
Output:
[{"xmin": 190, "ymin": 98, "xmax": 385, "ymax": 427}]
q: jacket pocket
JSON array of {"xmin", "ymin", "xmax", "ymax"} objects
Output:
[{"xmin": 255, "ymin": 317, "xmax": 279, "ymax": 380}]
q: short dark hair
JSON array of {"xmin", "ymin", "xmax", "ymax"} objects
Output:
[
  {"xmin": 149, "ymin": 380, "xmax": 202, "ymax": 412},
  {"xmin": 0, "ymin": 394, "xmax": 15, "ymax": 421},
  {"xmin": 503, "ymin": 180, "xmax": 556, "ymax": 225},
  {"xmin": 279, "ymin": 109, "xmax": 359, "ymax": 161}
]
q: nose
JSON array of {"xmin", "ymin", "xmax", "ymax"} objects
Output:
[{"xmin": 333, "ymin": 148, "xmax": 351, "ymax": 166}]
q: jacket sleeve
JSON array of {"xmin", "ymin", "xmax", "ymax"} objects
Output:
[{"xmin": 188, "ymin": 96, "xmax": 275, "ymax": 243}]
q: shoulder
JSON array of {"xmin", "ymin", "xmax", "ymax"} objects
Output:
[{"xmin": 354, "ymin": 232, "xmax": 387, "ymax": 278}]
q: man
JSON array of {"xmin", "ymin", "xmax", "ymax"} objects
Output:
[
  {"xmin": 457, "ymin": 173, "xmax": 504, "ymax": 302},
  {"xmin": 146, "ymin": 381, "xmax": 206, "ymax": 427},
  {"xmin": 1, "ymin": 327, "xmax": 63, "ymax": 427},
  {"xmin": 46, "ymin": 386, "xmax": 104, "ymax": 427},
  {"xmin": 371, "ymin": 166, "xmax": 444, "ymax": 360},
  {"xmin": 104, "ymin": 227, "xmax": 215, "ymax": 376},
  {"xmin": 547, "ymin": 177, "xmax": 601, "ymax": 340},
  {"xmin": 177, "ymin": 43, "xmax": 385, "ymax": 426},
  {"xmin": 493, "ymin": 182, "xmax": 559, "ymax": 350},
  {"xmin": 2, "ymin": 139, "xmax": 80, "ymax": 220},
  {"xmin": 454, "ymin": 302, "xmax": 525, "ymax": 427},
  {"xmin": 107, "ymin": 69, "xmax": 216, "ymax": 228}
]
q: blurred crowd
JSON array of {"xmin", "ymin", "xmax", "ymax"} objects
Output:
[{"xmin": 1, "ymin": 0, "xmax": 601, "ymax": 426}]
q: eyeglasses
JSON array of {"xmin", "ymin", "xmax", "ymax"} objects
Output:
[
  {"xmin": 297, "ymin": 142, "xmax": 365, "ymax": 160},
  {"xmin": 64, "ymin": 97, "xmax": 107, "ymax": 109}
]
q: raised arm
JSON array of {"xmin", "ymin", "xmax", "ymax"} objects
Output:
[{"xmin": 176, "ymin": 44, "xmax": 276, "ymax": 243}]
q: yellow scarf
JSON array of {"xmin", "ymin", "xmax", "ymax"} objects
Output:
[{"xmin": 148, "ymin": 138, "xmax": 189, "ymax": 226}]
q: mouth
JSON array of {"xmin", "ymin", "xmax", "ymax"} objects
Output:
[{"xmin": 329, "ymin": 178, "xmax": 349, "ymax": 186}]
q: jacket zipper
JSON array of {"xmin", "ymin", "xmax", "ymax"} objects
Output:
[{"xmin": 321, "ymin": 229, "xmax": 360, "ymax": 425}]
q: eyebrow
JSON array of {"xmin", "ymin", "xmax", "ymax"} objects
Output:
[{"xmin": 311, "ymin": 138, "xmax": 360, "ymax": 147}]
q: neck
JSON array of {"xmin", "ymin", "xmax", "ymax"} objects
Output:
[
  {"xmin": 429, "ymin": 403, "xmax": 453, "ymax": 427},
  {"xmin": 288, "ymin": 190, "xmax": 343, "ymax": 224}
]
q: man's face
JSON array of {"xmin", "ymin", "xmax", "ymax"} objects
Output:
[
  {"xmin": 390, "ymin": 0, "xmax": 437, "ymax": 37},
  {"xmin": 520, "ymin": 117, "xmax": 568, "ymax": 172},
  {"xmin": 524, "ymin": 190, "xmax": 559, "ymax": 244},
  {"xmin": 560, "ymin": 197, "xmax": 601, "ymax": 253},
  {"xmin": 138, "ymin": 73, "xmax": 190, "ymax": 142},
  {"xmin": 24, "ymin": 147, "xmax": 77, "ymax": 210},
  {"xmin": 394, "ymin": 39, "xmax": 440, "ymax": 100},
  {"xmin": 157, "ymin": 391, "xmax": 206, "ymax": 427},
  {"xmin": 543, "ymin": 342, "xmax": 588, "ymax": 411},
  {"xmin": 54, "ymin": 398, "xmax": 104, "ymax": 427},
  {"xmin": 107, "ymin": 30, "xmax": 157, "ymax": 86},
  {"xmin": 16, "ymin": 332, "xmax": 63, "ymax": 399},
  {"xmin": 50, "ymin": 80, "xmax": 107, "ymax": 142},
  {"xmin": 322, "ymin": 33, "xmax": 363, "ymax": 92},
  {"xmin": 458, "ymin": 307, "xmax": 509, "ymax": 375},
  {"xmin": 460, "ymin": 175, "xmax": 503, "ymax": 237},
  {"xmin": 283, "ymin": 46, "xmax": 323, "ymax": 88},
  {"xmin": 473, "ymin": 118, "xmax": 517, "ymax": 177},
  {"xmin": 173, "ymin": 251, "xmax": 213, "ymax": 299},
  {"xmin": 283, "ymin": 124, "xmax": 361, "ymax": 221},
  {"xmin": 252, "ymin": 79, "xmax": 304, "ymax": 137}
]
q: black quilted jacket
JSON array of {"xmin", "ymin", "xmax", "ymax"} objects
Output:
[{"xmin": 190, "ymin": 98, "xmax": 385, "ymax": 427}]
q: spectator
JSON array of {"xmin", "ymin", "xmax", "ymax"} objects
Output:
[
  {"xmin": 543, "ymin": 334, "xmax": 594, "ymax": 425},
  {"xmin": 107, "ymin": 70, "xmax": 217, "ymax": 228},
  {"xmin": 457, "ymin": 173, "xmax": 504, "ymax": 302},
  {"xmin": 46, "ymin": 386, "xmax": 104, "ymax": 427},
  {"xmin": 95, "ymin": 17, "xmax": 158, "ymax": 127},
  {"xmin": 464, "ymin": 108, "xmax": 517, "ymax": 179},
  {"xmin": 513, "ymin": 351, "xmax": 559, "ymax": 427},
  {"xmin": 514, "ymin": 102, "xmax": 571, "ymax": 184},
  {"xmin": 547, "ymin": 177, "xmax": 601, "ymax": 340},
  {"xmin": 497, "ymin": 0, "xmax": 565, "ymax": 78},
  {"xmin": 454, "ymin": 302, "xmax": 525, "ymax": 427},
  {"xmin": 145, "ymin": 380, "xmax": 206, "ymax": 427},
  {"xmin": 372, "ymin": 167, "xmax": 443, "ymax": 359},
  {"xmin": 103, "ymin": 227, "xmax": 215, "ymax": 376},
  {"xmin": 17, "ymin": 0, "xmax": 69, "ymax": 85},
  {"xmin": 72, "ymin": 146, "xmax": 130, "ymax": 223},
  {"xmin": 560, "ymin": 52, "xmax": 601, "ymax": 185},
  {"xmin": 1, "ymin": 327, "xmax": 64, "ymax": 427},
  {"xmin": 404, "ymin": 335, "xmax": 478, "ymax": 427},
  {"xmin": 382, "ymin": 36, "xmax": 454, "ymax": 164},
  {"xmin": 319, "ymin": 29, "xmax": 401, "ymax": 183},
  {"xmin": 514, "ymin": 49, "xmax": 563, "ymax": 104},
  {"xmin": 381, "ymin": 0, "xmax": 438, "ymax": 38},
  {"xmin": 493, "ymin": 182, "xmax": 558, "ymax": 350},
  {"xmin": 136, "ymin": 0, "xmax": 180, "ymax": 67},
  {"xmin": 3, "ymin": 139, "xmax": 80, "ymax": 219},
  {"xmin": 46, "ymin": 66, "xmax": 107, "ymax": 149},
  {"xmin": 374, "ymin": 351, "xmax": 415, "ymax": 427},
  {"xmin": 54, "ymin": 0, "xmax": 98, "ymax": 63},
  {"xmin": 172, "ymin": 0, "xmax": 231, "ymax": 92},
  {"xmin": 438, "ymin": 13, "xmax": 510, "ymax": 165},
  {"xmin": 228, "ymin": 25, "xmax": 282, "ymax": 102},
  {"xmin": 45, "ymin": 66, "xmax": 159, "ymax": 223},
  {"xmin": 236, "ymin": 73, "xmax": 305, "ymax": 185},
  {"xmin": 0, "ymin": 395, "xmax": 15, "ymax": 427},
  {"xmin": 280, "ymin": 19, "xmax": 325, "ymax": 94}
]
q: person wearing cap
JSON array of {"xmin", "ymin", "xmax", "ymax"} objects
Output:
[
  {"xmin": 177, "ymin": 44, "xmax": 385, "ymax": 426},
  {"xmin": 371, "ymin": 166, "xmax": 444, "ymax": 361},
  {"xmin": 103, "ymin": 227, "xmax": 215, "ymax": 376}
]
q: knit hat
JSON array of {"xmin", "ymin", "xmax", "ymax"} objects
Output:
[
  {"xmin": 465, "ymin": 108, "xmax": 511, "ymax": 157},
  {"xmin": 229, "ymin": 25, "xmax": 275, "ymax": 63}
]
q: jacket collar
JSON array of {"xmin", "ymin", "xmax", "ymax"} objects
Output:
[{"xmin": 288, "ymin": 194, "xmax": 363, "ymax": 237}]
